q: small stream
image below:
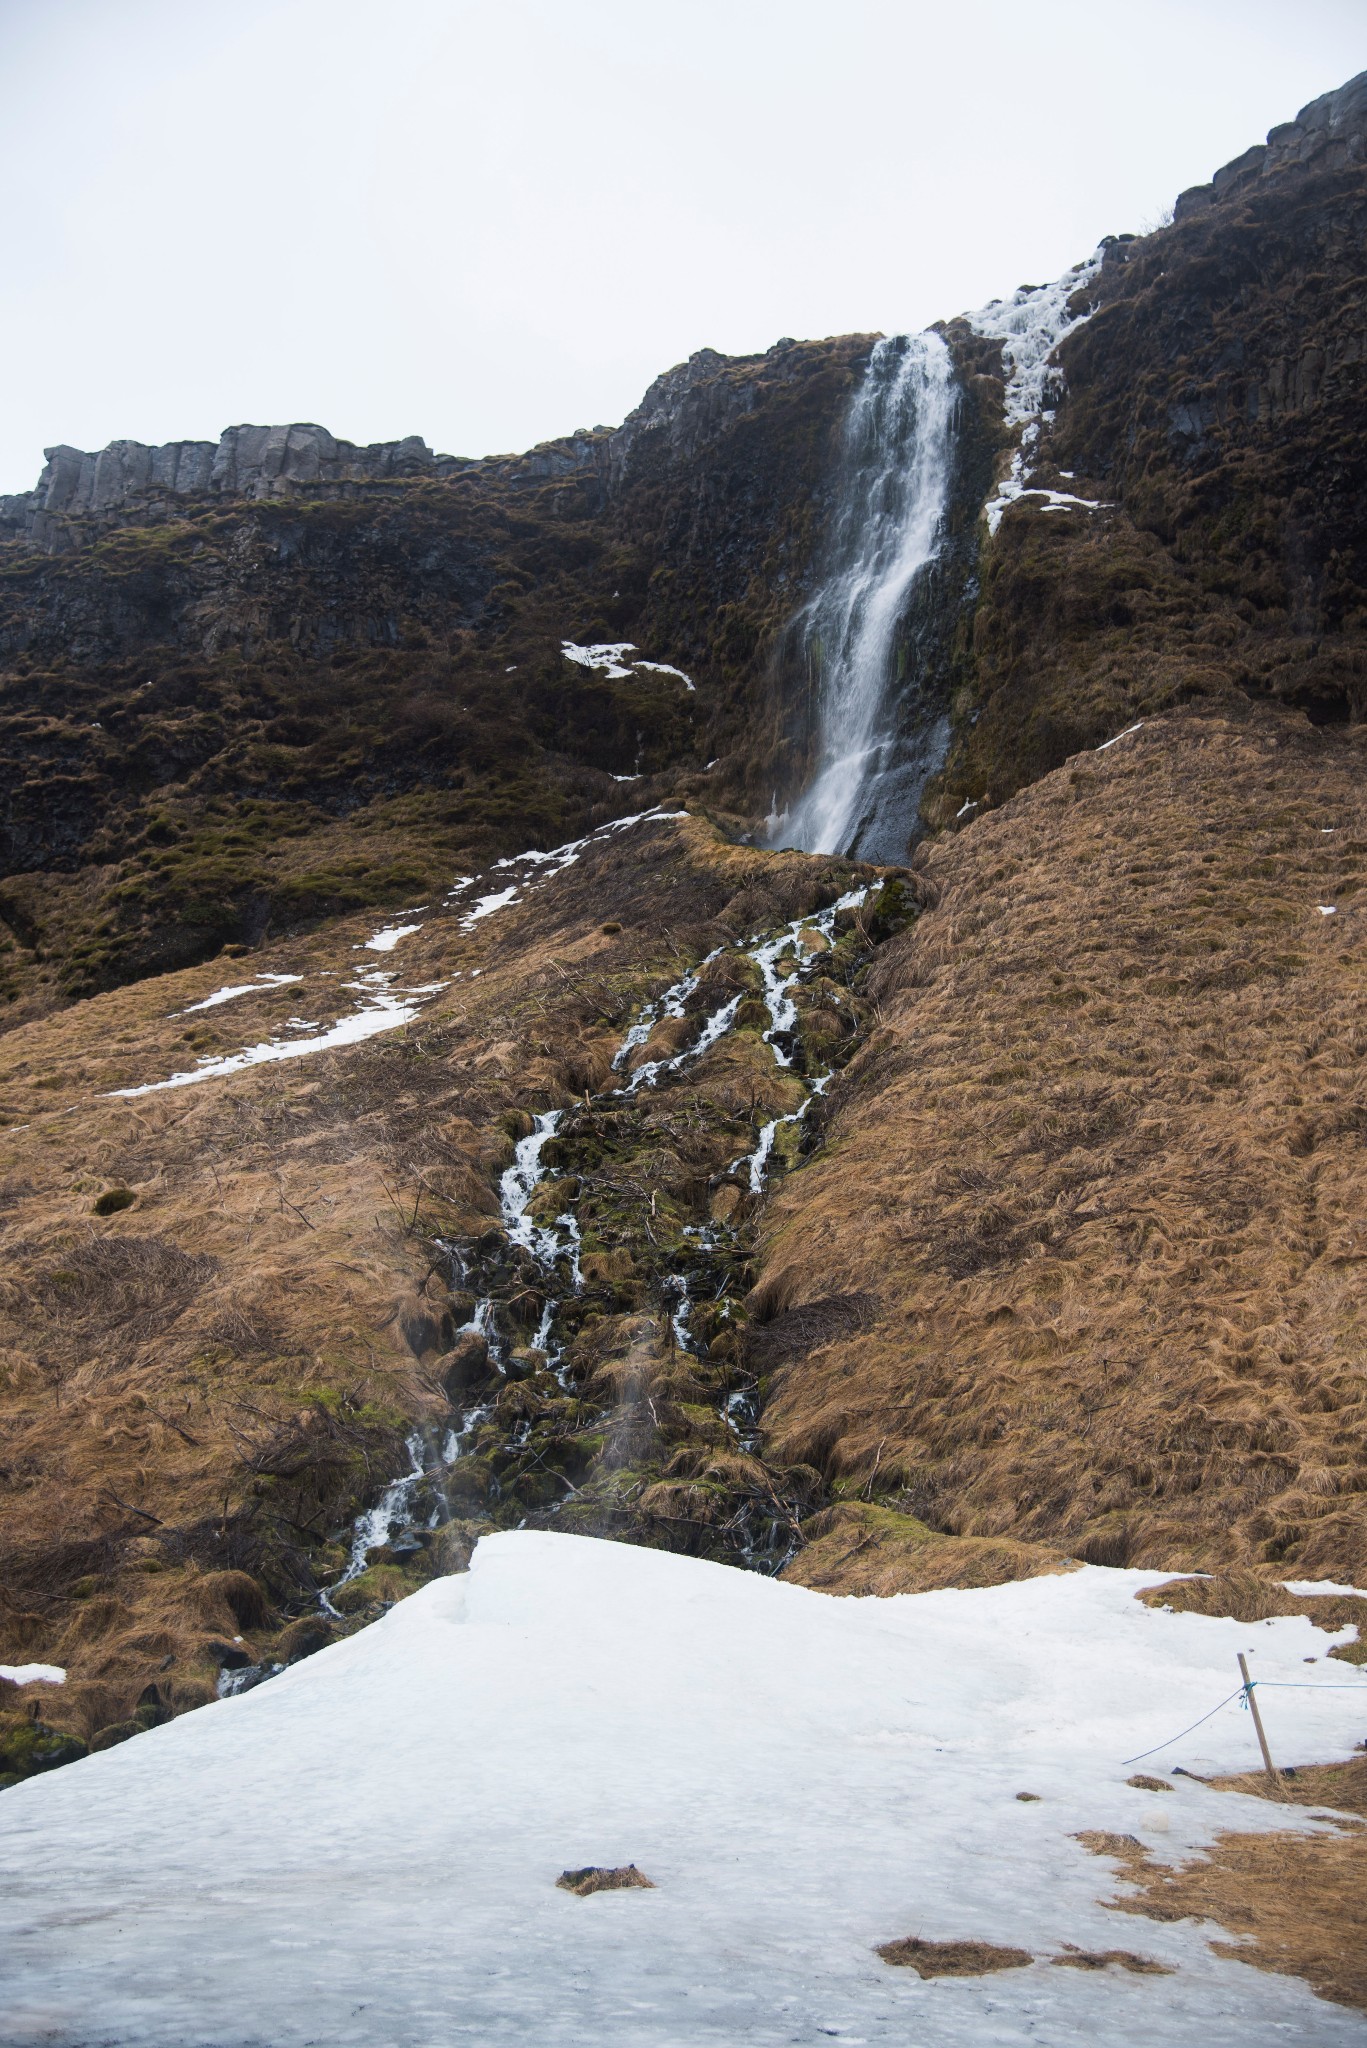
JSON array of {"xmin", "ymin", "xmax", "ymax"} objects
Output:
[{"xmin": 318, "ymin": 886, "xmax": 869, "ymax": 1606}]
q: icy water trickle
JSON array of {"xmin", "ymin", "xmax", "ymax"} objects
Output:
[
  {"xmin": 326, "ymin": 888, "xmax": 870, "ymax": 1591},
  {"xmin": 318, "ymin": 1432, "xmax": 429, "ymax": 1618}
]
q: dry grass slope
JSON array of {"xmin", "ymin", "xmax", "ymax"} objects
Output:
[{"xmin": 759, "ymin": 704, "xmax": 1367, "ymax": 1585}]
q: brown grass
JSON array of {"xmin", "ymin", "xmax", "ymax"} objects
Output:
[
  {"xmin": 1051, "ymin": 1945, "xmax": 1171, "ymax": 1974},
  {"xmin": 1205, "ymin": 1751, "xmax": 1367, "ymax": 1820},
  {"xmin": 1138, "ymin": 1572, "xmax": 1366, "ymax": 1662},
  {"xmin": 782, "ymin": 1501, "xmax": 1076, "ymax": 1595},
  {"xmin": 758, "ymin": 704, "xmax": 1367, "ymax": 1584},
  {"xmin": 557, "ymin": 1864, "xmax": 655, "ymax": 1896},
  {"xmin": 1076, "ymin": 1813, "xmax": 1367, "ymax": 2011},
  {"xmin": 0, "ymin": 813, "xmax": 868, "ymax": 1744},
  {"xmin": 876, "ymin": 1936, "xmax": 1032, "ymax": 1977}
]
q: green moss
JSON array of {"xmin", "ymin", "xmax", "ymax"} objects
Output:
[{"xmin": 0, "ymin": 1717, "xmax": 88, "ymax": 1787}]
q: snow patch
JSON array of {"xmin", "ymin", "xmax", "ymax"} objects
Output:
[
  {"xmin": 1095, "ymin": 720, "xmax": 1145, "ymax": 753},
  {"xmin": 363, "ymin": 922, "xmax": 422, "ymax": 953},
  {"xmin": 633, "ymin": 660, "xmax": 696, "ymax": 692},
  {"xmin": 110, "ymin": 984, "xmax": 421, "ymax": 1098},
  {"xmin": 1, "ymin": 1539, "xmax": 1363, "ymax": 2047},
  {"xmin": 562, "ymin": 642, "xmax": 695, "ymax": 690},
  {"xmin": 0, "ymin": 1663, "xmax": 64, "ymax": 1685},
  {"xmin": 175, "ymin": 972, "xmax": 303, "ymax": 1015}
]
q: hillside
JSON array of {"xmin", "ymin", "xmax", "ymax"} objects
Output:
[{"xmin": 2, "ymin": 77, "xmax": 1367, "ymax": 2025}]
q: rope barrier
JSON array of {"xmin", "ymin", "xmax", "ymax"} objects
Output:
[
  {"xmin": 1120, "ymin": 1687, "xmax": 1245, "ymax": 1766},
  {"xmin": 1256, "ymin": 1679, "xmax": 1367, "ymax": 1692},
  {"xmin": 1120, "ymin": 1671, "xmax": 1366, "ymax": 1764}
]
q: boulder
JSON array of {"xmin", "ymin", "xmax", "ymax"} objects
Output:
[{"xmin": 438, "ymin": 1330, "xmax": 492, "ymax": 1400}]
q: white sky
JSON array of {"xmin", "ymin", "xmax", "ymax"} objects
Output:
[{"xmin": 2, "ymin": 0, "xmax": 1364, "ymax": 493}]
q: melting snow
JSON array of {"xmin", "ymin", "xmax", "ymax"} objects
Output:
[
  {"xmin": 562, "ymin": 642, "xmax": 695, "ymax": 689},
  {"xmin": 0, "ymin": 1663, "xmax": 64, "ymax": 1685},
  {"xmin": 1, "ymin": 1538, "xmax": 1363, "ymax": 2047},
  {"xmin": 562, "ymin": 640, "xmax": 638, "ymax": 679},
  {"xmin": 364, "ymin": 922, "xmax": 423, "ymax": 953},
  {"xmin": 633, "ymin": 660, "xmax": 696, "ymax": 692},
  {"xmin": 115, "ymin": 813, "xmax": 689, "ymax": 1098},
  {"xmin": 175, "ymin": 972, "xmax": 303, "ymax": 1015},
  {"xmin": 458, "ymin": 885, "xmax": 519, "ymax": 929},
  {"xmin": 458, "ymin": 810, "xmax": 688, "ymax": 933},
  {"xmin": 110, "ymin": 985, "xmax": 422, "ymax": 1098}
]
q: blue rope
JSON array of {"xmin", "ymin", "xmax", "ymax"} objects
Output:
[
  {"xmin": 1120, "ymin": 1687, "xmax": 1245, "ymax": 1766},
  {"xmin": 1255, "ymin": 1679, "xmax": 1367, "ymax": 1692},
  {"xmin": 1120, "ymin": 1672, "xmax": 1366, "ymax": 1766}
]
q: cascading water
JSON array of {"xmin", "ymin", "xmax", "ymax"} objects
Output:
[
  {"xmin": 316, "ymin": 883, "xmax": 872, "ymax": 1598},
  {"xmin": 766, "ymin": 330, "xmax": 956, "ymax": 861}
]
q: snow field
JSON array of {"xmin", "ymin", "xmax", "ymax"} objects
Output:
[{"xmin": 2, "ymin": 1534, "xmax": 1364, "ymax": 2048}]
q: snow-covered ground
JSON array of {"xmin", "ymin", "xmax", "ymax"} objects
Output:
[{"xmin": 2, "ymin": 1536, "xmax": 1363, "ymax": 2047}]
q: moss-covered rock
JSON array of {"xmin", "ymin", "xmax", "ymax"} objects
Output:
[{"xmin": 0, "ymin": 1714, "xmax": 88, "ymax": 1787}]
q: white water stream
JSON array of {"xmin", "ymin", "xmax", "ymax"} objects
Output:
[
  {"xmin": 323, "ymin": 887, "xmax": 870, "ymax": 1596},
  {"xmin": 767, "ymin": 331, "xmax": 955, "ymax": 859}
]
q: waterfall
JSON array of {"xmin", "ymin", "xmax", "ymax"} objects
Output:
[{"xmin": 766, "ymin": 330, "xmax": 956, "ymax": 859}]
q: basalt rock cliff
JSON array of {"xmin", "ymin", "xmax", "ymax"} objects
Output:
[{"xmin": 3, "ymin": 75, "xmax": 1367, "ymax": 1783}]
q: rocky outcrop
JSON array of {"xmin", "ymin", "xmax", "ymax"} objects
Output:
[
  {"xmin": 607, "ymin": 337, "xmax": 820, "ymax": 486},
  {"xmin": 927, "ymin": 67, "xmax": 1367, "ymax": 822},
  {"xmin": 0, "ymin": 342, "xmax": 820, "ymax": 552},
  {"xmin": 0, "ymin": 423, "xmax": 474, "ymax": 549},
  {"xmin": 1174, "ymin": 68, "xmax": 1367, "ymax": 221}
]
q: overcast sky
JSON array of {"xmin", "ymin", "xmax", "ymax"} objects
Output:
[{"xmin": 2, "ymin": 0, "xmax": 1364, "ymax": 492}]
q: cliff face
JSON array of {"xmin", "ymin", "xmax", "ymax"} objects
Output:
[
  {"xmin": 0, "ymin": 336, "xmax": 865, "ymax": 1008},
  {"xmin": 0, "ymin": 425, "xmax": 469, "ymax": 549},
  {"xmin": 929, "ymin": 70, "xmax": 1367, "ymax": 820}
]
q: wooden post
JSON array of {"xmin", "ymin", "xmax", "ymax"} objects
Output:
[{"xmin": 1238, "ymin": 1653, "xmax": 1280, "ymax": 1789}]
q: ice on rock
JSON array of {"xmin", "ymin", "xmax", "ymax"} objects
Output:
[{"xmin": 969, "ymin": 257, "xmax": 1113, "ymax": 535}]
